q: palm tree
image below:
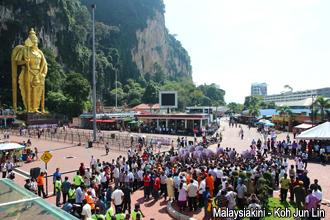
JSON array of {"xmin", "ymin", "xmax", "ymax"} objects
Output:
[
  {"xmin": 315, "ymin": 96, "xmax": 330, "ymax": 122},
  {"xmin": 248, "ymin": 103, "xmax": 260, "ymax": 117},
  {"xmin": 276, "ymin": 105, "xmax": 292, "ymax": 131}
]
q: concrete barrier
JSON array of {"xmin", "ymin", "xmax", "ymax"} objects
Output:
[{"xmin": 166, "ymin": 201, "xmax": 197, "ymax": 220}]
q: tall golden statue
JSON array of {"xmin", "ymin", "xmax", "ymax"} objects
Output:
[{"xmin": 11, "ymin": 28, "xmax": 48, "ymax": 113}]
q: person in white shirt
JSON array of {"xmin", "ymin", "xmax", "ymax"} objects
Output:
[
  {"xmin": 320, "ymin": 147, "xmax": 326, "ymax": 164},
  {"xmin": 127, "ymin": 171, "xmax": 134, "ymax": 189},
  {"xmin": 111, "ymin": 187, "xmax": 124, "ymax": 213},
  {"xmin": 90, "ymin": 156, "xmax": 97, "ymax": 171},
  {"xmin": 81, "ymin": 199, "xmax": 92, "ymax": 220},
  {"xmin": 187, "ymin": 179, "xmax": 198, "ymax": 211},
  {"xmin": 297, "ymin": 159, "xmax": 304, "ymax": 171},
  {"xmin": 247, "ymin": 198, "xmax": 261, "ymax": 212},
  {"xmin": 198, "ymin": 177, "xmax": 206, "ymax": 207},
  {"xmin": 312, "ymin": 188, "xmax": 322, "ymax": 202},
  {"xmin": 113, "ymin": 166, "xmax": 120, "ymax": 187},
  {"xmin": 226, "ymin": 187, "xmax": 237, "ymax": 210},
  {"xmin": 137, "ymin": 169, "xmax": 144, "ymax": 188}
]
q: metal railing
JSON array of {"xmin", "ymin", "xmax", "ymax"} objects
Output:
[{"xmin": 2, "ymin": 128, "xmax": 175, "ymax": 152}]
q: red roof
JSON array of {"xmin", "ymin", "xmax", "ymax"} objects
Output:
[{"xmin": 132, "ymin": 103, "xmax": 160, "ymax": 110}]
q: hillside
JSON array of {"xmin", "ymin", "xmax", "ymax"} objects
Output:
[{"xmin": 0, "ymin": 0, "xmax": 224, "ymax": 117}]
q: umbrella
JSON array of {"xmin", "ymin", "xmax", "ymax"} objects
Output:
[
  {"xmin": 0, "ymin": 142, "xmax": 25, "ymax": 151},
  {"xmin": 264, "ymin": 122, "xmax": 275, "ymax": 127},
  {"xmin": 256, "ymin": 119, "xmax": 274, "ymax": 126}
]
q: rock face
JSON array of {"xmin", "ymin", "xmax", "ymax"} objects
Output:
[
  {"xmin": 0, "ymin": 0, "xmax": 193, "ymax": 106},
  {"xmin": 132, "ymin": 11, "xmax": 192, "ymax": 78}
]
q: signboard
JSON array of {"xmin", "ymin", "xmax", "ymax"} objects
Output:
[
  {"xmin": 159, "ymin": 91, "xmax": 178, "ymax": 108},
  {"xmin": 40, "ymin": 151, "xmax": 53, "ymax": 164}
]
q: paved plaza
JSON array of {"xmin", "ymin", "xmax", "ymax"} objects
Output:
[{"xmin": 7, "ymin": 119, "xmax": 330, "ymax": 220}]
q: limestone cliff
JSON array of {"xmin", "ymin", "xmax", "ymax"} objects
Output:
[{"xmin": 132, "ymin": 11, "xmax": 191, "ymax": 78}]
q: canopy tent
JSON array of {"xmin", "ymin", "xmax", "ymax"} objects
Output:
[
  {"xmin": 296, "ymin": 122, "xmax": 330, "ymax": 140},
  {"xmin": 256, "ymin": 119, "xmax": 273, "ymax": 125},
  {"xmin": 264, "ymin": 122, "xmax": 275, "ymax": 127},
  {"xmin": 0, "ymin": 142, "xmax": 25, "ymax": 151},
  {"xmin": 294, "ymin": 123, "xmax": 313, "ymax": 129},
  {"xmin": 128, "ymin": 120, "xmax": 143, "ymax": 125}
]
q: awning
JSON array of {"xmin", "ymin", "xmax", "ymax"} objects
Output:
[
  {"xmin": 89, "ymin": 119, "xmax": 115, "ymax": 123},
  {"xmin": 0, "ymin": 142, "xmax": 25, "ymax": 151},
  {"xmin": 296, "ymin": 122, "xmax": 330, "ymax": 140},
  {"xmin": 0, "ymin": 179, "xmax": 77, "ymax": 219},
  {"xmin": 294, "ymin": 123, "xmax": 313, "ymax": 129}
]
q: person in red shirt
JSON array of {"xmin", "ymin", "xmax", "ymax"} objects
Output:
[
  {"xmin": 153, "ymin": 174, "xmax": 161, "ymax": 200},
  {"xmin": 143, "ymin": 173, "xmax": 151, "ymax": 199}
]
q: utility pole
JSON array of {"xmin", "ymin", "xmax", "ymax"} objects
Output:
[
  {"xmin": 311, "ymin": 95, "xmax": 315, "ymax": 127},
  {"xmin": 91, "ymin": 4, "xmax": 97, "ymax": 142},
  {"xmin": 115, "ymin": 68, "xmax": 118, "ymax": 109}
]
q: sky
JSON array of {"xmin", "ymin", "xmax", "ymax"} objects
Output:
[{"xmin": 164, "ymin": 0, "xmax": 330, "ymax": 103}]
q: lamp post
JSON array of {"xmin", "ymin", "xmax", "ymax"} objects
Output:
[
  {"xmin": 115, "ymin": 68, "xmax": 118, "ymax": 109},
  {"xmin": 91, "ymin": 4, "xmax": 97, "ymax": 142},
  {"xmin": 311, "ymin": 94, "xmax": 315, "ymax": 127}
]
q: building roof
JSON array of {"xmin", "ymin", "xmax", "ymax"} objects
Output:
[
  {"xmin": 132, "ymin": 103, "xmax": 160, "ymax": 110},
  {"xmin": 137, "ymin": 113, "xmax": 209, "ymax": 120},
  {"xmin": 297, "ymin": 122, "xmax": 330, "ymax": 140},
  {"xmin": 0, "ymin": 179, "xmax": 77, "ymax": 219},
  {"xmin": 242, "ymin": 108, "xmax": 311, "ymax": 118},
  {"xmin": 276, "ymin": 97, "xmax": 314, "ymax": 107}
]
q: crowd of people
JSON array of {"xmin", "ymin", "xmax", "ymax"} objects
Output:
[
  {"xmin": 0, "ymin": 139, "xmax": 39, "ymax": 179},
  {"xmin": 2, "ymin": 122, "xmax": 328, "ymax": 220},
  {"xmin": 19, "ymin": 129, "xmax": 326, "ymax": 220}
]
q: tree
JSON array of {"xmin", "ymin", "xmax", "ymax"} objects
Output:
[
  {"xmin": 142, "ymin": 81, "xmax": 159, "ymax": 103},
  {"xmin": 46, "ymin": 91, "xmax": 68, "ymax": 114},
  {"xmin": 260, "ymin": 101, "xmax": 276, "ymax": 109},
  {"xmin": 109, "ymin": 88, "xmax": 126, "ymax": 106},
  {"xmin": 315, "ymin": 96, "xmax": 330, "ymax": 122},
  {"xmin": 248, "ymin": 103, "xmax": 260, "ymax": 117},
  {"xmin": 227, "ymin": 102, "xmax": 244, "ymax": 114},
  {"xmin": 43, "ymin": 49, "xmax": 65, "ymax": 93},
  {"xmin": 276, "ymin": 105, "xmax": 292, "ymax": 131},
  {"xmin": 244, "ymin": 96, "xmax": 262, "ymax": 110},
  {"xmin": 198, "ymin": 83, "xmax": 225, "ymax": 106},
  {"xmin": 63, "ymin": 72, "xmax": 91, "ymax": 103},
  {"xmin": 276, "ymin": 105, "xmax": 292, "ymax": 116}
]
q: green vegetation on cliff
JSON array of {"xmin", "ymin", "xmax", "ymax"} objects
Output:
[{"xmin": 0, "ymin": 0, "xmax": 225, "ymax": 117}]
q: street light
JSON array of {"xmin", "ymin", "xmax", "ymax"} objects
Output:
[
  {"xmin": 91, "ymin": 4, "xmax": 97, "ymax": 142},
  {"xmin": 311, "ymin": 94, "xmax": 315, "ymax": 126},
  {"xmin": 115, "ymin": 68, "xmax": 118, "ymax": 109}
]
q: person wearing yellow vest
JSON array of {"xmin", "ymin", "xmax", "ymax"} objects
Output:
[
  {"xmin": 105, "ymin": 206, "xmax": 114, "ymax": 220},
  {"xmin": 92, "ymin": 207, "xmax": 105, "ymax": 220},
  {"xmin": 55, "ymin": 176, "xmax": 62, "ymax": 207},
  {"xmin": 73, "ymin": 171, "xmax": 83, "ymax": 186},
  {"xmin": 68, "ymin": 184, "xmax": 76, "ymax": 204},
  {"xmin": 114, "ymin": 207, "xmax": 125, "ymax": 220},
  {"xmin": 131, "ymin": 203, "xmax": 144, "ymax": 220}
]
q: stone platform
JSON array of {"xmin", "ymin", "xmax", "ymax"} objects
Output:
[{"xmin": 17, "ymin": 112, "xmax": 61, "ymax": 127}]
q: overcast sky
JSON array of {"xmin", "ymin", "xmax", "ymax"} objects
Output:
[{"xmin": 164, "ymin": 0, "xmax": 330, "ymax": 103}]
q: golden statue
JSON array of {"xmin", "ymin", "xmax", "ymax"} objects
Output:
[{"xmin": 11, "ymin": 28, "xmax": 48, "ymax": 113}]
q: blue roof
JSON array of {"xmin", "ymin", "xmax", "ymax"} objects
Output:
[{"xmin": 242, "ymin": 108, "xmax": 311, "ymax": 118}]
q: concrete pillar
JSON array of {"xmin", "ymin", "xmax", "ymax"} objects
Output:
[
  {"xmin": 200, "ymin": 119, "xmax": 202, "ymax": 128},
  {"xmin": 166, "ymin": 119, "xmax": 168, "ymax": 128},
  {"xmin": 184, "ymin": 120, "xmax": 187, "ymax": 129},
  {"xmin": 156, "ymin": 119, "xmax": 159, "ymax": 128}
]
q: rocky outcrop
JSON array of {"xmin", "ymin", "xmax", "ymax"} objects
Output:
[{"xmin": 132, "ymin": 11, "xmax": 192, "ymax": 78}]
